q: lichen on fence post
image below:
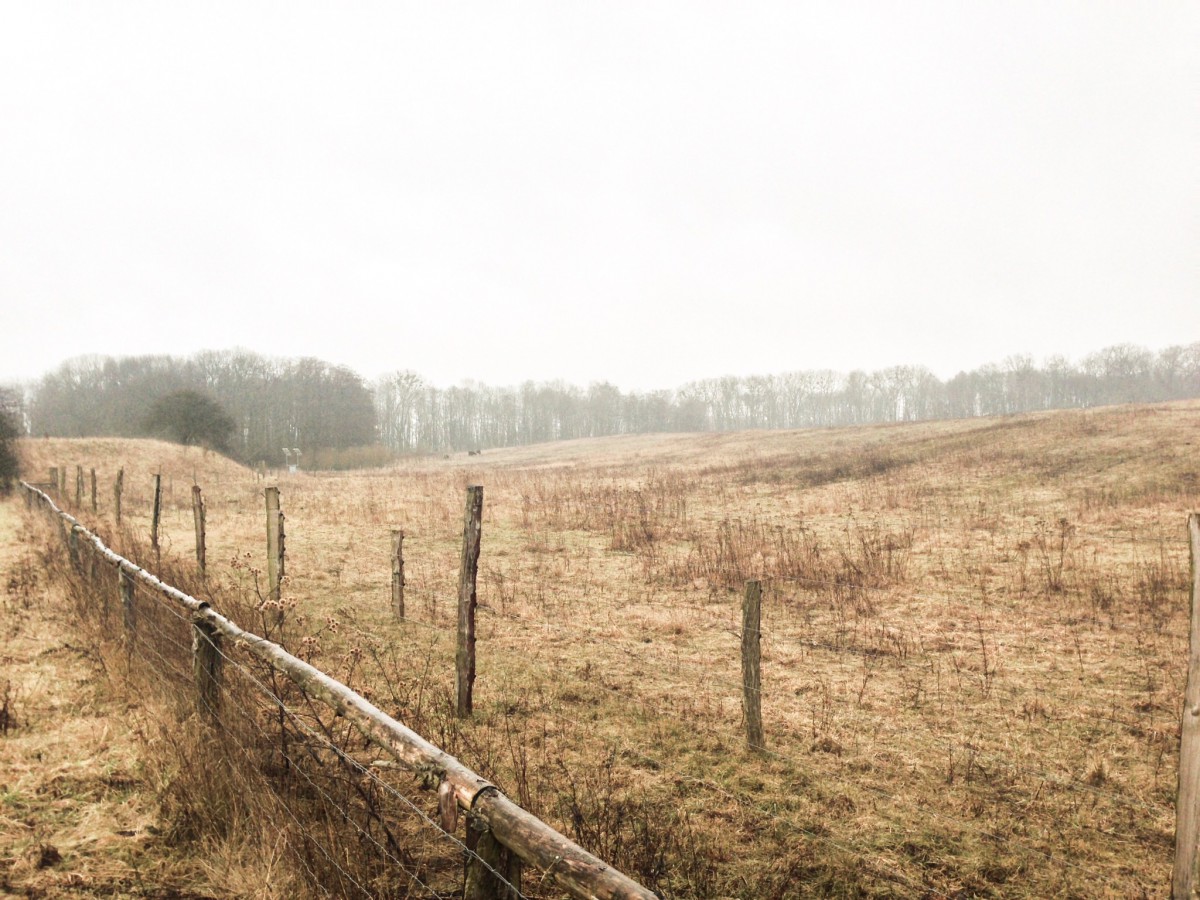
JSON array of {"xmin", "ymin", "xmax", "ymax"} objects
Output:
[
  {"xmin": 1173, "ymin": 513, "xmax": 1200, "ymax": 898},
  {"xmin": 391, "ymin": 529, "xmax": 406, "ymax": 619},
  {"xmin": 742, "ymin": 579, "xmax": 765, "ymax": 751},
  {"xmin": 464, "ymin": 813, "xmax": 522, "ymax": 900},
  {"xmin": 114, "ymin": 469, "xmax": 124, "ymax": 525},
  {"xmin": 192, "ymin": 615, "xmax": 223, "ymax": 723},
  {"xmin": 265, "ymin": 486, "xmax": 285, "ymax": 614},
  {"xmin": 119, "ymin": 568, "xmax": 136, "ymax": 652},
  {"xmin": 150, "ymin": 473, "xmax": 162, "ymax": 559},
  {"xmin": 456, "ymin": 485, "xmax": 483, "ymax": 718},
  {"xmin": 192, "ymin": 485, "xmax": 206, "ymax": 576}
]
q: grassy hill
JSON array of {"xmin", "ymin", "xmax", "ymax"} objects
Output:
[{"xmin": 11, "ymin": 400, "xmax": 1200, "ymax": 897}]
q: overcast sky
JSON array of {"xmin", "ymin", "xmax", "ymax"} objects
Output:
[{"xmin": 1, "ymin": 3, "xmax": 1196, "ymax": 391}]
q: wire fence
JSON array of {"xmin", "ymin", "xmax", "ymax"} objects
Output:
[
  {"xmin": 22, "ymin": 471, "xmax": 1187, "ymax": 898},
  {"xmin": 22, "ymin": 482, "xmax": 651, "ymax": 900}
]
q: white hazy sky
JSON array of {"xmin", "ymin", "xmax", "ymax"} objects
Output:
[{"xmin": 1, "ymin": 3, "xmax": 1196, "ymax": 390}]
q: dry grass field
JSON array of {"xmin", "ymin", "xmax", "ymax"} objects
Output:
[{"xmin": 12, "ymin": 400, "xmax": 1200, "ymax": 898}]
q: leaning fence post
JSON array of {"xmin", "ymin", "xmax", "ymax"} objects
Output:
[
  {"xmin": 1173, "ymin": 513, "xmax": 1200, "ymax": 897},
  {"xmin": 192, "ymin": 615, "xmax": 223, "ymax": 722},
  {"xmin": 266, "ymin": 486, "xmax": 285, "ymax": 610},
  {"xmin": 114, "ymin": 469, "xmax": 124, "ymax": 525},
  {"xmin": 392, "ymin": 529, "xmax": 406, "ymax": 619},
  {"xmin": 464, "ymin": 814, "xmax": 522, "ymax": 900},
  {"xmin": 742, "ymin": 579, "xmax": 765, "ymax": 750},
  {"xmin": 456, "ymin": 485, "xmax": 483, "ymax": 718},
  {"xmin": 192, "ymin": 485, "xmax": 207, "ymax": 576},
  {"xmin": 151, "ymin": 473, "xmax": 162, "ymax": 557},
  {"xmin": 90, "ymin": 468, "xmax": 97, "ymax": 513}
]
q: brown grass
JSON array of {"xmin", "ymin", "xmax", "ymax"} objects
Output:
[{"xmin": 13, "ymin": 399, "xmax": 1200, "ymax": 897}]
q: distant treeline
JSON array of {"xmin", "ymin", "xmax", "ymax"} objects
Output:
[
  {"xmin": 19, "ymin": 343, "xmax": 1200, "ymax": 464},
  {"xmin": 29, "ymin": 351, "xmax": 375, "ymax": 465}
]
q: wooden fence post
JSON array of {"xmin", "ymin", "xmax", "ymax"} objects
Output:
[
  {"xmin": 392, "ymin": 529, "xmax": 406, "ymax": 619},
  {"xmin": 456, "ymin": 485, "xmax": 483, "ymax": 718},
  {"xmin": 266, "ymin": 487, "xmax": 285, "ymax": 609},
  {"xmin": 192, "ymin": 485, "xmax": 206, "ymax": 576},
  {"xmin": 1173, "ymin": 513, "xmax": 1200, "ymax": 897},
  {"xmin": 114, "ymin": 469, "xmax": 124, "ymax": 525},
  {"xmin": 75, "ymin": 465, "xmax": 84, "ymax": 508},
  {"xmin": 742, "ymin": 579, "xmax": 765, "ymax": 750},
  {"xmin": 67, "ymin": 525, "xmax": 81, "ymax": 573},
  {"xmin": 151, "ymin": 473, "xmax": 162, "ymax": 556},
  {"xmin": 192, "ymin": 616, "xmax": 223, "ymax": 722},
  {"xmin": 119, "ymin": 568, "xmax": 136, "ymax": 650},
  {"xmin": 464, "ymin": 814, "xmax": 522, "ymax": 900},
  {"xmin": 48, "ymin": 467, "xmax": 58, "ymax": 492},
  {"xmin": 90, "ymin": 468, "xmax": 97, "ymax": 513},
  {"xmin": 58, "ymin": 466, "xmax": 66, "ymax": 494}
]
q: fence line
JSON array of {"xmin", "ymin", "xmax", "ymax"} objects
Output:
[{"xmin": 20, "ymin": 481, "xmax": 656, "ymax": 900}]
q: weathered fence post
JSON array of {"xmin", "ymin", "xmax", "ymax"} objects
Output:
[
  {"xmin": 392, "ymin": 529, "xmax": 406, "ymax": 619},
  {"xmin": 192, "ymin": 485, "xmax": 206, "ymax": 575},
  {"xmin": 150, "ymin": 473, "xmax": 162, "ymax": 556},
  {"xmin": 1173, "ymin": 513, "xmax": 1200, "ymax": 897},
  {"xmin": 67, "ymin": 525, "xmax": 81, "ymax": 572},
  {"xmin": 74, "ymin": 465, "xmax": 83, "ymax": 508},
  {"xmin": 90, "ymin": 468, "xmax": 97, "ymax": 513},
  {"xmin": 192, "ymin": 615, "xmax": 223, "ymax": 722},
  {"xmin": 114, "ymin": 469, "xmax": 124, "ymax": 525},
  {"xmin": 266, "ymin": 487, "xmax": 285, "ymax": 609},
  {"xmin": 464, "ymin": 814, "xmax": 522, "ymax": 900},
  {"xmin": 456, "ymin": 485, "xmax": 483, "ymax": 718},
  {"xmin": 119, "ymin": 568, "xmax": 136, "ymax": 649},
  {"xmin": 49, "ymin": 467, "xmax": 58, "ymax": 495},
  {"xmin": 742, "ymin": 579, "xmax": 765, "ymax": 750},
  {"xmin": 58, "ymin": 466, "xmax": 66, "ymax": 494}
]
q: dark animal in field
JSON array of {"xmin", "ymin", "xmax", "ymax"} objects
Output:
[{"xmin": 468, "ymin": 449, "xmax": 481, "ymax": 456}]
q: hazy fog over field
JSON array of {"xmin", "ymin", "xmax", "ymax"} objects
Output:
[{"xmin": 1, "ymin": 4, "xmax": 1196, "ymax": 390}]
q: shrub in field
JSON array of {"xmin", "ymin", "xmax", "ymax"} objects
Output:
[{"xmin": 0, "ymin": 387, "xmax": 21, "ymax": 493}]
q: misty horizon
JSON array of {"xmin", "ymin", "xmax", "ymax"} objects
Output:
[{"xmin": 2, "ymin": 5, "xmax": 1196, "ymax": 392}]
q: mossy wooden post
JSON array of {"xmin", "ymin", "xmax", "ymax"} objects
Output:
[
  {"xmin": 58, "ymin": 466, "xmax": 66, "ymax": 494},
  {"xmin": 192, "ymin": 485, "xmax": 207, "ymax": 576},
  {"xmin": 1173, "ymin": 513, "xmax": 1200, "ymax": 898},
  {"xmin": 742, "ymin": 579, "xmax": 765, "ymax": 751},
  {"xmin": 456, "ymin": 485, "xmax": 483, "ymax": 718},
  {"xmin": 192, "ymin": 615, "xmax": 223, "ymax": 722},
  {"xmin": 119, "ymin": 568, "xmax": 135, "ymax": 651},
  {"xmin": 90, "ymin": 468, "xmax": 97, "ymax": 513},
  {"xmin": 48, "ymin": 467, "xmax": 58, "ymax": 494},
  {"xmin": 266, "ymin": 487, "xmax": 285, "ymax": 610},
  {"xmin": 75, "ymin": 465, "xmax": 84, "ymax": 508},
  {"xmin": 391, "ymin": 529, "xmax": 406, "ymax": 619},
  {"xmin": 114, "ymin": 469, "xmax": 124, "ymax": 525},
  {"xmin": 150, "ymin": 473, "xmax": 163, "ymax": 558},
  {"xmin": 464, "ymin": 814, "xmax": 522, "ymax": 900}
]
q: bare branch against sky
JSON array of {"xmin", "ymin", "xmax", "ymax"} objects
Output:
[{"xmin": 1, "ymin": 3, "xmax": 1196, "ymax": 389}]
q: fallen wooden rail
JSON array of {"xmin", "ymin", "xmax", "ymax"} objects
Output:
[{"xmin": 22, "ymin": 481, "xmax": 658, "ymax": 900}]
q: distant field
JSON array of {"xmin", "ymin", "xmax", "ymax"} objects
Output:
[{"xmin": 17, "ymin": 400, "xmax": 1200, "ymax": 897}]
